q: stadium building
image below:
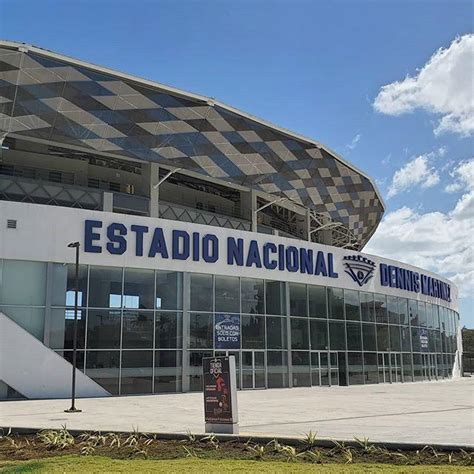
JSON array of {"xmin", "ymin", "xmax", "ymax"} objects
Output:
[{"xmin": 0, "ymin": 41, "xmax": 462, "ymax": 399}]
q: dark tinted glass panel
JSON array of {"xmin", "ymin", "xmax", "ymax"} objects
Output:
[
  {"xmin": 267, "ymin": 351, "xmax": 288, "ymax": 388},
  {"xmin": 376, "ymin": 324, "xmax": 390, "ymax": 351},
  {"xmin": 215, "ymin": 276, "xmax": 239, "ymax": 313},
  {"xmin": 413, "ymin": 353, "xmax": 423, "ymax": 381},
  {"xmin": 65, "ymin": 264, "xmax": 88, "ymax": 307},
  {"xmin": 85, "ymin": 350, "xmax": 120, "ymax": 395},
  {"xmin": 398, "ymin": 298, "xmax": 408, "ymax": 325},
  {"xmin": 348, "ymin": 353, "xmax": 364, "ymax": 385},
  {"xmin": 289, "ymin": 283, "xmax": 307, "ymax": 317},
  {"xmin": 403, "ymin": 353, "xmax": 413, "ymax": 382},
  {"xmin": 389, "ymin": 325, "xmax": 401, "ymax": 351},
  {"xmin": 362, "ymin": 323, "xmax": 377, "ymax": 351},
  {"xmin": 50, "ymin": 308, "xmax": 86, "ymax": 350},
  {"xmin": 241, "ymin": 278, "xmax": 264, "ymax": 314},
  {"xmin": 266, "ymin": 316, "xmax": 287, "ymax": 349},
  {"xmin": 346, "ymin": 322, "xmax": 362, "ymax": 351},
  {"xmin": 265, "ymin": 281, "xmax": 286, "ymax": 315},
  {"xmin": 310, "ymin": 319, "xmax": 328, "ymax": 350},
  {"xmin": 156, "ymin": 270, "xmax": 182, "ymax": 310},
  {"xmin": 121, "ymin": 350, "xmax": 153, "ymax": 394},
  {"xmin": 242, "ymin": 315, "xmax": 265, "ymax": 349},
  {"xmin": 308, "ymin": 285, "xmax": 327, "ymax": 318},
  {"xmin": 374, "ymin": 294, "xmax": 387, "ymax": 323},
  {"xmin": 411, "ymin": 327, "xmax": 421, "ymax": 352},
  {"xmin": 360, "ymin": 292, "xmax": 375, "ymax": 322},
  {"xmin": 363, "ymin": 352, "xmax": 378, "ymax": 384},
  {"xmin": 401, "ymin": 326, "xmax": 411, "ymax": 351},
  {"xmin": 123, "ymin": 268, "xmax": 154, "ymax": 309},
  {"xmin": 290, "ymin": 318, "xmax": 309, "ymax": 349},
  {"xmin": 409, "ymin": 300, "xmax": 418, "ymax": 326},
  {"xmin": 61, "ymin": 350, "xmax": 85, "ymax": 371},
  {"xmin": 87, "ymin": 309, "xmax": 121, "ymax": 349},
  {"xmin": 190, "ymin": 274, "xmax": 213, "ymax": 311},
  {"xmin": 189, "ymin": 313, "xmax": 213, "ymax": 348},
  {"xmin": 88, "ymin": 266, "xmax": 122, "ymax": 308},
  {"xmin": 387, "ymin": 296, "xmax": 399, "ymax": 325},
  {"xmin": 344, "ymin": 290, "xmax": 360, "ymax": 321},
  {"xmin": 122, "ymin": 310, "xmax": 153, "ymax": 348},
  {"xmin": 291, "ymin": 351, "xmax": 310, "ymax": 387},
  {"xmin": 189, "ymin": 351, "xmax": 213, "ymax": 391},
  {"xmin": 156, "ymin": 312, "xmax": 182, "ymax": 348},
  {"xmin": 426, "ymin": 303, "xmax": 434, "ymax": 329},
  {"xmin": 154, "ymin": 350, "xmax": 182, "ymax": 393},
  {"xmin": 328, "ymin": 288, "xmax": 344, "ymax": 320},
  {"xmin": 329, "ymin": 321, "xmax": 345, "ymax": 350},
  {"xmin": 418, "ymin": 301, "xmax": 427, "ymax": 327}
]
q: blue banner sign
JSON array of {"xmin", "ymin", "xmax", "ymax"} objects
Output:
[{"xmin": 214, "ymin": 314, "xmax": 240, "ymax": 350}]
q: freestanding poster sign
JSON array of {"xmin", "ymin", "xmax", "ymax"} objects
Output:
[{"xmin": 203, "ymin": 355, "xmax": 239, "ymax": 434}]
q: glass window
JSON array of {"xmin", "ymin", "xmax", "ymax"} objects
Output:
[
  {"xmin": 310, "ymin": 319, "xmax": 328, "ymax": 350},
  {"xmin": 49, "ymin": 307, "xmax": 86, "ymax": 350},
  {"xmin": 120, "ymin": 350, "xmax": 153, "ymax": 394},
  {"xmin": 290, "ymin": 318, "xmax": 309, "ymax": 349},
  {"xmin": 329, "ymin": 321, "xmax": 345, "ymax": 350},
  {"xmin": 401, "ymin": 326, "xmax": 411, "ymax": 351},
  {"xmin": 156, "ymin": 270, "xmax": 182, "ymax": 310},
  {"xmin": 267, "ymin": 351, "xmax": 288, "ymax": 388},
  {"xmin": 189, "ymin": 313, "xmax": 213, "ymax": 348},
  {"xmin": 0, "ymin": 260, "xmax": 47, "ymax": 306},
  {"xmin": 266, "ymin": 316, "xmax": 287, "ymax": 349},
  {"xmin": 308, "ymin": 285, "xmax": 327, "ymax": 318},
  {"xmin": 87, "ymin": 309, "xmax": 121, "ymax": 349},
  {"xmin": 348, "ymin": 353, "xmax": 364, "ymax": 385},
  {"xmin": 387, "ymin": 296, "xmax": 399, "ymax": 325},
  {"xmin": 362, "ymin": 323, "xmax": 377, "ymax": 351},
  {"xmin": 188, "ymin": 351, "xmax": 213, "ymax": 391},
  {"xmin": 360, "ymin": 292, "xmax": 375, "ymax": 322},
  {"xmin": 418, "ymin": 301, "xmax": 427, "ymax": 327},
  {"xmin": 190, "ymin": 273, "xmax": 212, "ymax": 311},
  {"xmin": 426, "ymin": 303, "xmax": 434, "ymax": 329},
  {"xmin": 398, "ymin": 298, "xmax": 408, "ymax": 325},
  {"xmin": 63, "ymin": 265, "xmax": 88, "ymax": 307},
  {"xmin": 123, "ymin": 268, "xmax": 154, "ymax": 310},
  {"xmin": 390, "ymin": 325, "xmax": 401, "ymax": 351},
  {"xmin": 61, "ymin": 351, "xmax": 85, "ymax": 372},
  {"xmin": 154, "ymin": 350, "xmax": 182, "ymax": 393},
  {"xmin": 344, "ymin": 290, "xmax": 360, "ymax": 321},
  {"xmin": 88, "ymin": 266, "xmax": 123, "ymax": 308},
  {"xmin": 292, "ymin": 351, "xmax": 311, "ymax": 387},
  {"xmin": 409, "ymin": 300, "xmax": 418, "ymax": 326},
  {"xmin": 241, "ymin": 278, "xmax": 264, "ymax": 314},
  {"xmin": 0, "ymin": 306, "xmax": 45, "ymax": 341},
  {"xmin": 85, "ymin": 351, "xmax": 120, "ymax": 395},
  {"xmin": 289, "ymin": 283, "xmax": 307, "ymax": 317},
  {"xmin": 242, "ymin": 315, "xmax": 265, "ymax": 349},
  {"xmin": 412, "ymin": 353, "xmax": 423, "ymax": 381},
  {"xmin": 376, "ymin": 324, "xmax": 390, "ymax": 351},
  {"xmin": 403, "ymin": 353, "xmax": 413, "ymax": 382},
  {"xmin": 265, "ymin": 280, "xmax": 286, "ymax": 315},
  {"xmin": 50, "ymin": 263, "xmax": 67, "ymax": 306},
  {"xmin": 363, "ymin": 353, "xmax": 378, "ymax": 384},
  {"xmin": 374, "ymin": 294, "xmax": 387, "ymax": 323},
  {"xmin": 156, "ymin": 312, "xmax": 182, "ymax": 349},
  {"xmin": 215, "ymin": 276, "xmax": 240, "ymax": 313},
  {"xmin": 121, "ymin": 310, "xmax": 153, "ymax": 349},
  {"xmin": 328, "ymin": 288, "xmax": 344, "ymax": 320},
  {"xmin": 346, "ymin": 322, "xmax": 362, "ymax": 351},
  {"xmin": 411, "ymin": 327, "xmax": 421, "ymax": 352}
]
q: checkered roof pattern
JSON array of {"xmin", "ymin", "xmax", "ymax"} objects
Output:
[{"xmin": 0, "ymin": 42, "xmax": 384, "ymax": 246}]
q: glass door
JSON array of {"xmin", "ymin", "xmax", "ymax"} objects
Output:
[
  {"xmin": 421, "ymin": 354, "xmax": 430, "ymax": 380},
  {"xmin": 430, "ymin": 353, "xmax": 438, "ymax": 380},
  {"xmin": 215, "ymin": 350, "xmax": 240, "ymax": 389},
  {"xmin": 390, "ymin": 353, "xmax": 402, "ymax": 383},
  {"xmin": 329, "ymin": 351, "xmax": 340, "ymax": 386},
  {"xmin": 242, "ymin": 350, "xmax": 266, "ymax": 389},
  {"xmin": 378, "ymin": 353, "xmax": 390, "ymax": 383}
]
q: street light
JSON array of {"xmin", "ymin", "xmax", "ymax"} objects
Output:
[{"xmin": 65, "ymin": 241, "xmax": 82, "ymax": 413}]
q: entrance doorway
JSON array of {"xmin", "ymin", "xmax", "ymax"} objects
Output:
[
  {"xmin": 241, "ymin": 350, "xmax": 266, "ymax": 389},
  {"xmin": 215, "ymin": 350, "xmax": 240, "ymax": 389}
]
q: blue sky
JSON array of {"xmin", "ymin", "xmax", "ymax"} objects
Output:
[{"xmin": 1, "ymin": 0, "xmax": 472, "ymax": 325}]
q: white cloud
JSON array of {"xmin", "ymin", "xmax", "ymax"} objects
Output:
[
  {"xmin": 346, "ymin": 133, "xmax": 361, "ymax": 151},
  {"xmin": 365, "ymin": 175, "xmax": 474, "ymax": 298},
  {"xmin": 387, "ymin": 152, "xmax": 440, "ymax": 198},
  {"xmin": 373, "ymin": 34, "xmax": 474, "ymax": 137},
  {"xmin": 445, "ymin": 158, "xmax": 474, "ymax": 193}
]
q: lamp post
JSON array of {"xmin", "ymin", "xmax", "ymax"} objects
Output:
[{"xmin": 65, "ymin": 241, "xmax": 82, "ymax": 413}]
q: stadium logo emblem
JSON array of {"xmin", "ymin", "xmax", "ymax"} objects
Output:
[{"xmin": 343, "ymin": 255, "xmax": 376, "ymax": 287}]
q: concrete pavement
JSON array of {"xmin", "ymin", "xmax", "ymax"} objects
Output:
[{"xmin": 1, "ymin": 378, "xmax": 473, "ymax": 447}]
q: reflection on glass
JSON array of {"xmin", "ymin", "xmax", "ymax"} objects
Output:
[
  {"xmin": 87, "ymin": 309, "xmax": 121, "ymax": 349},
  {"xmin": 121, "ymin": 350, "xmax": 153, "ymax": 394},
  {"xmin": 328, "ymin": 288, "xmax": 344, "ymax": 320},
  {"xmin": 88, "ymin": 266, "xmax": 123, "ymax": 308},
  {"xmin": 241, "ymin": 278, "xmax": 264, "ymax": 314},
  {"xmin": 344, "ymin": 290, "xmax": 360, "ymax": 321},
  {"xmin": 290, "ymin": 318, "xmax": 309, "ymax": 349},
  {"xmin": 156, "ymin": 271, "xmax": 182, "ymax": 310},
  {"xmin": 266, "ymin": 316, "xmax": 287, "ymax": 349},
  {"xmin": 215, "ymin": 276, "xmax": 240, "ymax": 313},
  {"xmin": 156, "ymin": 312, "xmax": 182, "ymax": 348},
  {"xmin": 265, "ymin": 281, "xmax": 286, "ymax": 316},
  {"xmin": 242, "ymin": 315, "xmax": 265, "ymax": 349},
  {"xmin": 123, "ymin": 268, "xmax": 154, "ymax": 309},
  {"xmin": 289, "ymin": 283, "xmax": 307, "ymax": 317},
  {"xmin": 122, "ymin": 311, "xmax": 153, "ymax": 348},
  {"xmin": 189, "ymin": 313, "xmax": 213, "ymax": 348},
  {"xmin": 292, "ymin": 351, "xmax": 310, "ymax": 387},
  {"xmin": 190, "ymin": 274, "xmax": 213, "ymax": 311},
  {"xmin": 155, "ymin": 350, "xmax": 182, "ymax": 393},
  {"xmin": 86, "ymin": 350, "xmax": 119, "ymax": 394},
  {"xmin": 310, "ymin": 319, "xmax": 328, "ymax": 350},
  {"xmin": 308, "ymin": 285, "xmax": 327, "ymax": 318},
  {"xmin": 360, "ymin": 292, "xmax": 375, "ymax": 322}
]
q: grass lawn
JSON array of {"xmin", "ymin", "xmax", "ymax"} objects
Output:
[{"xmin": 0, "ymin": 456, "xmax": 472, "ymax": 473}]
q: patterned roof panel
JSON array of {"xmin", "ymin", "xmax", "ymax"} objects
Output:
[{"xmin": 0, "ymin": 41, "xmax": 384, "ymax": 246}]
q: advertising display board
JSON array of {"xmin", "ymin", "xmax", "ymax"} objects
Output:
[
  {"xmin": 203, "ymin": 356, "xmax": 238, "ymax": 433},
  {"xmin": 214, "ymin": 314, "xmax": 240, "ymax": 350}
]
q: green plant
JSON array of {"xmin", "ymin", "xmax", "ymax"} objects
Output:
[
  {"xmin": 305, "ymin": 449, "xmax": 324, "ymax": 464},
  {"xmin": 182, "ymin": 446, "xmax": 199, "ymax": 458},
  {"xmin": 280, "ymin": 445, "xmax": 303, "ymax": 462},
  {"xmin": 37, "ymin": 426, "xmax": 74, "ymax": 450},
  {"xmin": 266, "ymin": 438, "xmax": 282, "ymax": 453},
  {"xmin": 80, "ymin": 444, "xmax": 95, "ymax": 456},
  {"xmin": 107, "ymin": 433, "xmax": 122, "ymax": 448},
  {"xmin": 202, "ymin": 433, "xmax": 220, "ymax": 450},
  {"xmin": 353, "ymin": 436, "xmax": 375, "ymax": 453},
  {"xmin": 246, "ymin": 444, "xmax": 266, "ymax": 460},
  {"xmin": 301, "ymin": 431, "xmax": 318, "ymax": 450}
]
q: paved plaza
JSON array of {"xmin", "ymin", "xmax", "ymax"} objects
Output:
[{"xmin": 1, "ymin": 378, "xmax": 473, "ymax": 447}]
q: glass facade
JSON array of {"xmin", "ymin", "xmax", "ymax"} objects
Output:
[{"xmin": 0, "ymin": 259, "xmax": 460, "ymax": 396}]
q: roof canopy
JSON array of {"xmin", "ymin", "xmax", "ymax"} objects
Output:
[{"xmin": 0, "ymin": 41, "xmax": 384, "ymax": 246}]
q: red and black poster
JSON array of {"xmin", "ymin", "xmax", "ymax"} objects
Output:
[{"xmin": 203, "ymin": 356, "xmax": 236, "ymax": 424}]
